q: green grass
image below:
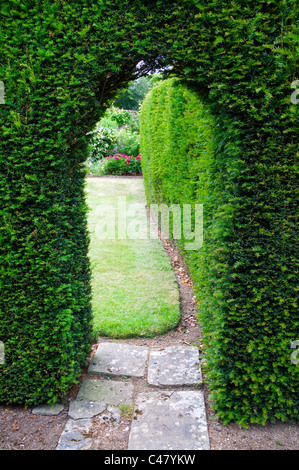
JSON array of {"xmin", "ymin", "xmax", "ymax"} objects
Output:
[{"xmin": 85, "ymin": 177, "xmax": 180, "ymax": 338}]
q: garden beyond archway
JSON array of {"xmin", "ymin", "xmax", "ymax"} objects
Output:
[{"xmin": 0, "ymin": 1, "xmax": 298, "ymax": 425}]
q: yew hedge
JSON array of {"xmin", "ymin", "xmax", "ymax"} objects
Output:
[
  {"xmin": 0, "ymin": 0, "xmax": 298, "ymax": 419},
  {"xmin": 140, "ymin": 75, "xmax": 298, "ymax": 426}
]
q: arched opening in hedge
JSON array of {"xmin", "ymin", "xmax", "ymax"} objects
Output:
[{"xmin": 0, "ymin": 1, "xmax": 297, "ymax": 424}]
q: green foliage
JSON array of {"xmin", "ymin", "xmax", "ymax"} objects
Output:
[
  {"xmin": 116, "ymin": 128, "xmax": 140, "ymax": 157},
  {"xmin": 140, "ymin": 74, "xmax": 298, "ymax": 426},
  {"xmin": 87, "ymin": 107, "xmax": 140, "ymax": 166},
  {"xmin": 0, "ymin": 0, "xmax": 298, "ymax": 415},
  {"xmin": 107, "ymin": 107, "xmax": 131, "ymax": 127},
  {"xmin": 87, "ymin": 121, "xmax": 118, "ymax": 164},
  {"xmin": 114, "ymin": 74, "xmax": 163, "ymax": 110}
]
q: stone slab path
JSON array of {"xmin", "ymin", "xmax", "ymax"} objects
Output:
[
  {"xmin": 51, "ymin": 342, "xmax": 210, "ymax": 450},
  {"xmin": 148, "ymin": 345, "xmax": 202, "ymax": 386},
  {"xmin": 88, "ymin": 343, "xmax": 148, "ymax": 378},
  {"xmin": 128, "ymin": 391, "xmax": 209, "ymax": 450}
]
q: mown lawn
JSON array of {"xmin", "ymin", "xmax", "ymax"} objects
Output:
[{"xmin": 86, "ymin": 177, "xmax": 180, "ymax": 338}]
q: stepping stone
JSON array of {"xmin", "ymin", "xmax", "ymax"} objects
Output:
[
  {"xmin": 32, "ymin": 403, "xmax": 64, "ymax": 416},
  {"xmin": 76, "ymin": 379, "xmax": 134, "ymax": 406},
  {"xmin": 88, "ymin": 342, "xmax": 148, "ymax": 378},
  {"xmin": 148, "ymin": 345, "xmax": 202, "ymax": 386},
  {"xmin": 68, "ymin": 401, "xmax": 106, "ymax": 420},
  {"xmin": 56, "ymin": 418, "xmax": 94, "ymax": 451},
  {"xmin": 128, "ymin": 391, "xmax": 210, "ymax": 450},
  {"xmin": 57, "ymin": 401, "xmax": 124, "ymax": 450}
]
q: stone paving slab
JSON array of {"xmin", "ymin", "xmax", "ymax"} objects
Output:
[
  {"xmin": 128, "ymin": 391, "xmax": 210, "ymax": 450},
  {"xmin": 56, "ymin": 400, "xmax": 124, "ymax": 450},
  {"xmin": 76, "ymin": 379, "xmax": 134, "ymax": 406},
  {"xmin": 88, "ymin": 342, "xmax": 148, "ymax": 378},
  {"xmin": 68, "ymin": 401, "xmax": 106, "ymax": 420},
  {"xmin": 56, "ymin": 418, "xmax": 94, "ymax": 450},
  {"xmin": 148, "ymin": 345, "xmax": 202, "ymax": 386},
  {"xmin": 55, "ymin": 344, "xmax": 209, "ymax": 451},
  {"xmin": 32, "ymin": 403, "xmax": 64, "ymax": 416}
]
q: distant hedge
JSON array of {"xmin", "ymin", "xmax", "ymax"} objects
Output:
[
  {"xmin": 0, "ymin": 0, "xmax": 298, "ymax": 413},
  {"xmin": 140, "ymin": 77, "xmax": 299, "ymax": 426}
]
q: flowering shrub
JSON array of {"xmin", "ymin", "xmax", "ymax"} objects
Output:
[
  {"xmin": 116, "ymin": 127, "xmax": 140, "ymax": 157},
  {"xmin": 87, "ymin": 107, "xmax": 140, "ymax": 165},
  {"xmin": 100, "ymin": 153, "xmax": 142, "ymax": 175},
  {"xmin": 87, "ymin": 123, "xmax": 117, "ymax": 163}
]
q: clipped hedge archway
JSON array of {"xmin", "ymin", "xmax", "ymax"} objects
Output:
[{"xmin": 0, "ymin": 1, "xmax": 298, "ymax": 424}]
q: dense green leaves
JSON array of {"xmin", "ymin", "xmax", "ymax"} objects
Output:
[
  {"xmin": 140, "ymin": 74, "xmax": 298, "ymax": 426},
  {"xmin": 0, "ymin": 0, "xmax": 298, "ymax": 415}
]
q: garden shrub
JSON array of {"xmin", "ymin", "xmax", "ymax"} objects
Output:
[
  {"xmin": 87, "ymin": 107, "xmax": 140, "ymax": 172},
  {"xmin": 116, "ymin": 128, "xmax": 140, "ymax": 158},
  {"xmin": 0, "ymin": 0, "xmax": 297, "ymax": 417},
  {"xmin": 99, "ymin": 153, "xmax": 142, "ymax": 176},
  {"xmin": 87, "ymin": 120, "xmax": 118, "ymax": 164},
  {"xmin": 107, "ymin": 107, "xmax": 131, "ymax": 127},
  {"xmin": 140, "ymin": 75, "xmax": 298, "ymax": 426}
]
